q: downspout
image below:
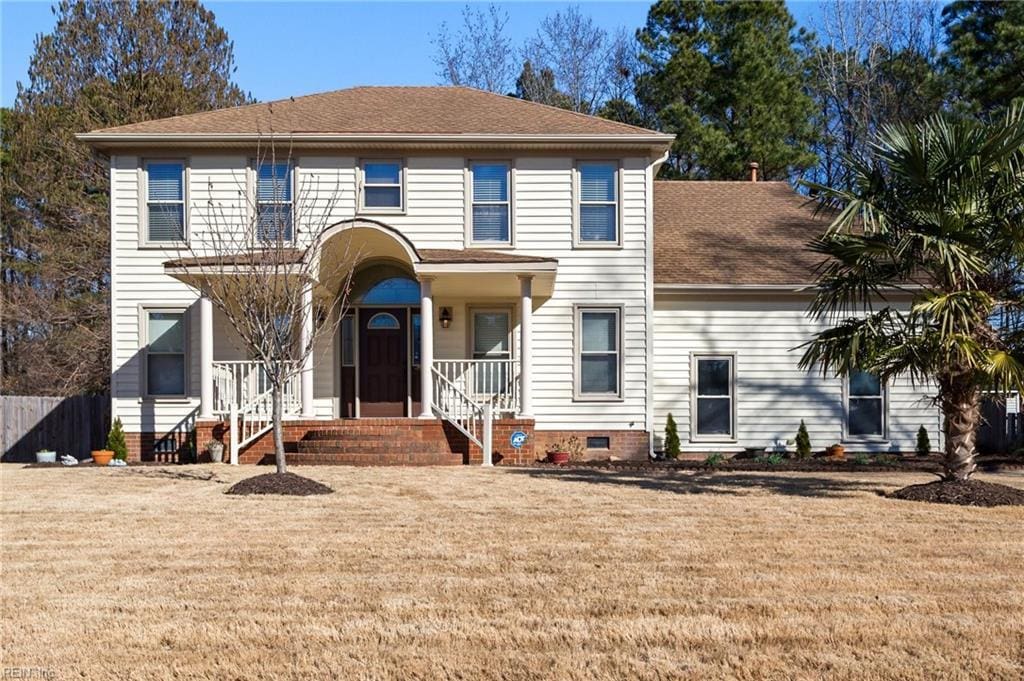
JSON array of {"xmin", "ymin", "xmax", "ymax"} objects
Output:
[{"xmin": 645, "ymin": 149, "xmax": 670, "ymax": 459}]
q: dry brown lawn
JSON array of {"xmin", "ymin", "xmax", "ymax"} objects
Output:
[{"xmin": 2, "ymin": 464, "xmax": 1023, "ymax": 680}]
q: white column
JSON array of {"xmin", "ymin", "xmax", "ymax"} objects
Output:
[
  {"xmin": 199, "ymin": 295, "xmax": 214, "ymax": 419},
  {"xmin": 518, "ymin": 275, "xmax": 534, "ymax": 418},
  {"xmin": 419, "ymin": 276, "xmax": 434, "ymax": 418},
  {"xmin": 300, "ymin": 282, "xmax": 315, "ymax": 417}
]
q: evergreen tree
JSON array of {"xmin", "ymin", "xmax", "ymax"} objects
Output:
[
  {"xmin": 636, "ymin": 0, "xmax": 817, "ymax": 180},
  {"xmin": 2, "ymin": 0, "xmax": 248, "ymax": 395},
  {"xmin": 664, "ymin": 413, "xmax": 681, "ymax": 460},
  {"xmin": 916, "ymin": 426, "xmax": 932, "ymax": 458},
  {"xmin": 107, "ymin": 417, "xmax": 128, "ymax": 461},
  {"xmin": 943, "ymin": 0, "xmax": 1024, "ymax": 115},
  {"xmin": 515, "ymin": 60, "xmax": 574, "ymax": 110},
  {"xmin": 795, "ymin": 420, "xmax": 812, "ymax": 459}
]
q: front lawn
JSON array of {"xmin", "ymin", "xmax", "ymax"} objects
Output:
[{"xmin": 2, "ymin": 465, "xmax": 1022, "ymax": 679}]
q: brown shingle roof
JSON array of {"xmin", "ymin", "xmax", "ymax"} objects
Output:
[
  {"xmin": 87, "ymin": 86, "xmax": 662, "ymax": 137},
  {"xmin": 653, "ymin": 181, "xmax": 833, "ymax": 286}
]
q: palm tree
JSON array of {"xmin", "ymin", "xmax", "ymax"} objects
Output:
[{"xmin": 799, "ymin": 104, "xmax": 1024, "ymax": 481}]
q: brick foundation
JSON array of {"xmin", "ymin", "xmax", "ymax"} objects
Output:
[{"xmin": 532, "ymin": 429, "xmax": 650, "ymax": 461}]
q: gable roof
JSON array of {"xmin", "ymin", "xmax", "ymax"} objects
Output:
[
  {"xmin": 653, "ymin": 181, "xmax": 833, "ymax": 287},
  {"xmin": 80, "ymin": 86, "xmax": 671, "ymax": 147}
]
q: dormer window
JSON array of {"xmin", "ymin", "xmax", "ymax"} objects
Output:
[{"xmin": 360, "ymin": 160, "xmax": 404, "ymax": 212}]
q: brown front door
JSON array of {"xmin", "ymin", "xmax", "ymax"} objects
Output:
[{"xmin": 359, "ymin": 308, "xmax": 407, "ymax": 416}]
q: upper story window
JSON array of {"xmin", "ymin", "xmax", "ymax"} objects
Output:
[
  {"xmin": 470, "ymin": 162, "xmax": 511, "ymax": 244},
  {"xmin": 576, "ymin": 161, "xmax": 619, "ymax": 245},
  {"xmin": 144, "ymin": 160, "xmax": 186, "ymax": 244},
  {"xmin": 360, "ymin": 160, "xmax": 403, "ymax": 212},
  {"xmin": 847, "ymin": 371, "xmax": 886, "ymax": 439},
  {"xmin": 255, "ymin": 161, "xmax": 293, "ymax": 242}
]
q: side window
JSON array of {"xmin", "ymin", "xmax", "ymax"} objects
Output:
[
  {"xmin": 470, "ymin": 162, "xmax": 511, "ymax": 244},
  {"xmin": 847, "ymin": 371, "xmax": 885, "ymax": 438},
  {"xmin": 576, "ymin": 161, "xmax": 618, "ymax": 245},
  {"xmin": 576, "ymin": 307, "xmax": 621, "ymax": 399},
  {"xmin": 255, "ymin": 161, "xmax": 293, "ymax": 241},
  {"xmin": 144, "ymin": 310, "xmax": 186, "ymax": 397},
  {"xmin": 361, "ymin": 160, "xmax": 403, "ymax": 211},
  {"xmin": 341, "ymin": 315, "xmax": 354, "ymax": 367},
  {"xmin": 144, "ymin": 160, "xmax": 186, "ymax": 243},
  {"xmin": 693, "ymin": 355, "xmax": 734, "ymax": 439}
]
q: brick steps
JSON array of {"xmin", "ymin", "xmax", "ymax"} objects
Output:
[{"xmin": 293, "ymin": 422, "xmax": 459, "ymax": 464}]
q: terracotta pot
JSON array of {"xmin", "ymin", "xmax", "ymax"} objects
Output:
[
  {"xmin": 827, "ymin": 444, "xmax": 846, "ymax": 460},
  {"xmin": 92, "ymin": 449, "xmax": 114, "ymax": 466},
  {"xmin": 547, "ymin": 451, "xmax": 570, "ymax": 465}
]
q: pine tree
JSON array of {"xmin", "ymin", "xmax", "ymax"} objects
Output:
[
  {"xmin": 795, "ymin": 420, "xmax": 812, "ymax": 459},
  {"xmin": 2, "ymin": 0, "xmax": 249, "ymax": 395},
  {"xmin": 107, "ymin": 417, "xmax": 128, "ymax": 461},
  {"xmin": 664, "ymin": 413, "xmax": 681, "ymax": 460},
  {"xmin": 916, "ymin": 426, "xmax": 932, "ymax": 458},
  {"xmin": 943, "ymin": 0, "xmax": 1024, "ymax": 115},
  {"xmin": 636, "ymin": 0, "xmax": 817, "ymax": 179}
]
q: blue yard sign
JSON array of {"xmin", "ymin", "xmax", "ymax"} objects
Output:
[{"xmin": 510, "ymin": 431, "xmax": 527, "ymax": 449}]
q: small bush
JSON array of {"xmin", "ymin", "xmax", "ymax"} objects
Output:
[
  {"xmin": 107, "ymin": 417, "xmax": 128, "ymax": 461},
  {"xmin": 704, "ymin": 453, "xmax": 725, "ymax": 467},
  {"xmin": 755, "ymin": 453, "xmax": 784, "ymax": 466},
  {"xmin": 795, "ymin": 420, "xmax": 812, "ymax": 459},
  {"xmin": 664, "ymin": 413, "xmax": 681, "ymax": 460},
  {"xmin": 852, "ymin": 453, "xmax": 871, "ymax": 465},
  {"xmin": 916, "ymin": 426, "xmax": 931, "ymax": 457}
]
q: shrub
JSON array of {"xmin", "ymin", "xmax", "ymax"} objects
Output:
[
  {"xmin": 704, "ymin": 453, "xmax": 725, "ymax": 468},
  {"xmin": 664, "ymin": 413, "xmax": 681, "ymax": 460},
  {"xmin": 755, "ymin": 453, "xmax": 784, "ymax": 466},
  {"xmin": 107, "ymin": 417, "xmax": 128, "ymax": 461},
  {"xmin": 795, "ymin": 420, "xmax": 812, "ymax": 459},
  {"xmin": 852, "ymin": 453, "xmax": 872, "ymax": 465},
  {"xmin": 566, "ymin": 435, "xmax": 585, "ymax": 462},
  {"xmin": 916, "ymin": 425, "xmax": 931, "ymax": 457}
]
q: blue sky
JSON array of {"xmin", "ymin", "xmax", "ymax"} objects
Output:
[{"xmin": 1, "ymin": 1, "xmax": 823, "ymax": 108}]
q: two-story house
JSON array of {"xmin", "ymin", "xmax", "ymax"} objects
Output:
[{"xmin": 79, "ymin": 86, "xmax": 940, "ymax": 464}]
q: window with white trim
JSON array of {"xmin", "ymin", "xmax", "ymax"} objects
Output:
[
  {"xmin": 144, "ymin": 160, "xmax": 185, "ymax": 243},
  {"xmin": 472, "ymin": 310, "xmax": 511, "ymax": 393},
  {"xmin": 470, "ymin": 162, "xmax": 510, "ymax": 243},
  {"xmin": 847, "ymin": 371, "xmax": 885, "ymax": 438},
  {"xmin": 255, "ymin": 161, "xmax": 292, "ymax": 241},
  {"xmin": 693, "ymin": 355, "xmax": 734, "ymax": 439},
  {"xmin": 577, "ymin": 161, "xmax": 618, "ymax": 244},
  {"xmin": 361, "ymin": 160, "xmax": 403, "ymax": 211},
  {"xmin": 576, "ymin": 307, "xmax": 621, "ymax": 398},
  {"xmin": 144, "ymin": 310, "xmax": 186, "ymax": 397}
]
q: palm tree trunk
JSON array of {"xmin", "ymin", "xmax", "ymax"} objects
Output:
[
  {"xmin": 272, "ymin": 386, "xmax": 287, "ymax": 475},
  {"xmin": 939, "ymin": 372, "xmax": 980, "ymax": 481}
]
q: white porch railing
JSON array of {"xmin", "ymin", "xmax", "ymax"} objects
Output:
[
  {"xmin": 433, "ymin": 359, "xmax": 520, "ymax": 416},
  {"xmin": 213, "ymin": 360, "xmax": 301, "ymax": 416},
  {"xmin": 432, "ymin": 366, "xmax": 493, "ymax": 466}
]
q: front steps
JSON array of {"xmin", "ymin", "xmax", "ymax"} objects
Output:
[{"xmin": 293, "ymin": 424, "xmax": 464, "ymax": 465}]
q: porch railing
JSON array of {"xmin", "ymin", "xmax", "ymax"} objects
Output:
[
  {"xmin": 433, "ymin": 359, "xmax": 520, "ymax": 416},
  {"xmin": 212, "ymin": 360, "xmax": 301, "ymax": 417}
]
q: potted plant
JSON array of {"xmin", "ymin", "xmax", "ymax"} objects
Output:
[
  {"xmin": 91, "ymin": 449, "xmax": 114, "ymax": 466},
  {"xmin": 827, "ymin": 443, "xmax": 845, "ymax": 460},
  {"xmin": 35, "ymin": 449, "xmax": 57, "ymax": 464},
  {"xmin": 207, "ymin": 440, "xmax": 225, "ymax": 464},
  {"xmin": 545, "ymin": 439, "xmax": 570, "ymax": 465}
]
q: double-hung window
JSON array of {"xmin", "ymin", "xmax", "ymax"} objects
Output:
[
  {"xmin": 144, "ymin": 310, "xmax": 186, "ymax": 397},
  {"xmin": 693, "ymin": 355, "xmax": 734, "ymax": 439},
  {"xmin": 144, "ymin": 160, "xmax": 186, "ymax": 243},
  {"xmin": 847, "ymin": 371, "xmax": 885, "ymax": 438},
  {"xmin": 576, "ymin": 307, "xmax": 621, "ymax": 399},
  {"xmin": 470, "ymin": 162, "xmax": 510, "ymax": 244},
  {"xmin": 472, "ymin": 310, "xmax": 511, "ymax": 394},
  {"xmin": 255, "ymin": 161, "xmax": 293, "ymax": 242},
  {"xmin": 576, "ymin": 161, "xmax": 618, "ymax": 244},
  {"xmin": 361, "ymin": 160, "xmax": 403, "ymax": 211}
]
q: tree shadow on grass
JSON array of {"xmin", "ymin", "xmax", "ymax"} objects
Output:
[{"xmin": 504, "ymin": 467, "xmax": 898, "ymax": 499}]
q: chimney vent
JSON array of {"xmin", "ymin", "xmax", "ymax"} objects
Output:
[{"xmin": 748, "ymin": 162, "xmax": 759, "ymax": 183}]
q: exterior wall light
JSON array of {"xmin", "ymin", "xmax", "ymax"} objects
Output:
[{"xmin": 439, "ymin": 307, "xmax": 453, "ymax": 329}]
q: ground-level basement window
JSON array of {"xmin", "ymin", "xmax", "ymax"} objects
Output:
[
  {"xmin": 586, "ymin": 436, "xmax": 610, "ymax": 449},
  {"xmin": 692, "ymin": 354, "xmax": 735, "ymax": 440},
  {"xmin": 144, "ymin": 309, "xmax": 186, "ymax": 397}
]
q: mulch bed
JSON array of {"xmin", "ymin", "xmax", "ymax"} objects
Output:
[
  {"xmin": 225, "ymin": 472, "xmax": 333, "ymax": 496},
  {"xmin": 888, "ymin": 479, "xmax": 1024, "ymax": 507}
]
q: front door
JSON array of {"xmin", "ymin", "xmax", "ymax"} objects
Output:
[{"xmin": 359, "ymin": 308, "xmax": 407, "ymax": 416}]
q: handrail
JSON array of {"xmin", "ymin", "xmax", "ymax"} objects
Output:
[
  {"xmin": 432, "ymin": 366, "xmax": 493, "ymax": 465},
  {"xmin": 214, "ymin": 360, "xmax": 301, "ymax": 416},
  {"xmin": 224, "ymin": 366, "xmax": 302, "ymax": 464},
  {"xmin": 433, "ymin": 358, "xmax": 519, "ymax": 415}
]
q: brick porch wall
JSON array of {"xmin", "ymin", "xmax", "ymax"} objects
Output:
[{"xmin": 532, "ymin": 430, "xmax": 650, "ymax": 462}]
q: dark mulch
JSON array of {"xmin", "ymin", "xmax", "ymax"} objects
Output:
[
  {"xmin": 225, "ymin": 472, "xmax": 333, "ymax": 496},
  {"xmin": 532, "ymin": 455, "xmax": 1024, "ymax": 474},
  {"xmin": 888, "ymin": 479, "xmax": 1024, "ymax": 507}
]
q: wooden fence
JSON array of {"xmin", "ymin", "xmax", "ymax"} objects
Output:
[
  {"xmin": 978, "ymin": 396, "xmax": 1023, "ymax": 455},
  {"xmin": 1, "ymin": 394, "xmax": 110, "ymax": 462}
]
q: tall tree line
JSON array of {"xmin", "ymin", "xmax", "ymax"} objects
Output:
[
  {"xmin": 2, "ymin": 0, "xmax": 248, "ymax": 396},
  {"xmin": 433, "ymin": 1, "xmax": 1024, "ymax": 181}
]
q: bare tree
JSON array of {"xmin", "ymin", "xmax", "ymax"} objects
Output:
[
  {"xmin": 432, "ymin": 4, "xmax": 516, "ymax": 93},
  {"xmin": 183, "ymin": 125, "xmax": 359, "ymax": 474},
  {"xmin": 522, "ymin": 5, "xmax": 611, "ymax": 113}
]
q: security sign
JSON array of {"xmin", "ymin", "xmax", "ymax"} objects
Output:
[{"xmin": 510, "ymin": 431, "xmax": 528, "ymax": 449}]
